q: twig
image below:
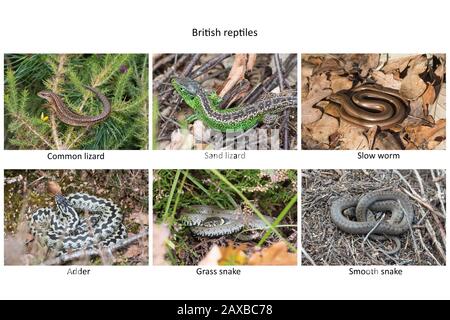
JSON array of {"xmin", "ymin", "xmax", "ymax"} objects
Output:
[
  {"xmin": 397, "ymin": 198, "xmax": 420, "ymax": 263},
  {"xmin": 12, "ymin": 113, "xmax": 53, "ymax": 148},
  {"xmin": 417, "ymin": 228, "xmax": 441, "ymax": 265},
  {"xmin": 431, "ymin": 169, "xmax": 446, "ymax": 216},
  {"xmin": 301, "ymin": 247, "xmax": 317, "ymax": 266},
  {"xmin": 153, "ymin": 54, "xmax": 176, "ymax": 71},
  {"xmin": 189, "ymin": 54, "xmax": 232, "ymax": 79},
  {"xmin": 412, "ymin": 169, "xmax": 425, "ymax": 196},
  {"xmin": 393, "ymin": 170, "xmax": 419, "ymax": 197},
  {"xmin": 154, "ymin": 54, "xmax": 190, "ymax": 92},
  {"xmin": 244, "ymin": 54, "xmax": 297, "ymax": 104},
  {"xmin": 425, "ymin": 220, "xmax": 446, "ymax": 263},
  {"xmin": 48, "ymin": 54, "xmax": 67, "ymax": 150},
  {"xmin": 274, "ymin": 54, "xmax": 290, "ymax": 150},
  {"xmin": 401, "ymin": 187, "xmax": 446, "ymax": 243},
  {"xmin": 181, "ymin": 54, "xmax": 202, "ymax": 77},
  {"xmin": 67, "ymin": 127, "xmax": 89, "ymax": 149},
  {"xmin": 43, "ymin": 230, "xmax": 149, "ymax": 265},
  {"xmin": 362, "ymin": 213, "xmax": 385, "ymax": 245},
  {"xmin": 401, "ymin": 187, "xmax": 446, "ymax": 220}
]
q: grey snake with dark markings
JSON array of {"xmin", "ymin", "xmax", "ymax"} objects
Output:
[
  {"xmin": 180, "ymin": 205, "xmax": 274, "ymax": 240},
  {"xmin": 330, "ymin": 190, "xmax": 414, "ymax": 254},
  {"xmin": 29, "ymin": 182, "xmax": 126, "ymax": 255}
]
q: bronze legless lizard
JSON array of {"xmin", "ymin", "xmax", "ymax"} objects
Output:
[{"xmin": 37, "ymin": 86, "xmax": 111, "ymax": 127}]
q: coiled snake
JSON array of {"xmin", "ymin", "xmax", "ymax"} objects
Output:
[
  {"xmin": 327, "ymin": 84, "xmax": 408, "ymax": 129},
  {"xmin": 180, "ymin": 205, "xmax": 274, "ymax": 240},
  {"xmin": 330, "ymin": 190, "xmax": 414, "ymax": 254},
  {"xmin": 29, "ymin": 182, "xmax": 126, "ymax": 255}
]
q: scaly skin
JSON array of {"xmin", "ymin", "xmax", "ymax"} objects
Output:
[
  {"xmin": 171, "ymin": 77, "xmax": 297, "ymax": 132},
  {"xmin": 330, "ymin": 190, "xmax": 414, "ymax": 255},
  {"xmin": 180, "ymin": 205, "xmax": 274, "ymax": 240}
]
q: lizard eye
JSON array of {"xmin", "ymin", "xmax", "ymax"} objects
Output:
[{"xmin": 181, "ymin": 87, "xmax": 193, "ymax": 97}]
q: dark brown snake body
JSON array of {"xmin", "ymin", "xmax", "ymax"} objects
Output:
[
  {"xmin": 330, "ymin": 190, "xmax": 414, "ymax": 254},
  {"xmin": 328, "ymin": 84, "xmax": 408, "ymax": 129}
]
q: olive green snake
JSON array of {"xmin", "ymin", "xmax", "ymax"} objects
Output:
[
  {"xmin": 180, "ymin": 205, "xmax": 274, "ymax": 240},
  {"xmin": 330, "ymin": 190, "xmax": 414, "ymax": 255}
]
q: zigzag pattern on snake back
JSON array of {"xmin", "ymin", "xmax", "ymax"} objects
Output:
[
  {"xmin": 180, "ymin": 205, "xmax": 274, "ymax": 240},
  {"xmin": 29, "ymin": 185, "xmax": 126, "ymax": 255}
]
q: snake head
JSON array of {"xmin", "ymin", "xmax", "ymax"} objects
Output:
[
  {"xmin": 327, "ymin": 93, "xmax": 347, "ymax": 104},
  {"xmin": 48, "ymin": 181, "xmax": 62, "ymax": 195}
]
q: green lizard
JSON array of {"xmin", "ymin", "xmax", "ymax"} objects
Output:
[{"xmin": 171, "ymin": 77, "xmax": 297, "ymax": 132}]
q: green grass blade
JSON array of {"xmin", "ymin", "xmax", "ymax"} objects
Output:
[
  {"xmin": 163, "ymin": 169, "xmax": 181, "ymax": 222},
  {"xmin": 257, "ymin": 193, "xmax": 297, "ymax": 246},
  {"xmin": 210, "ymin": 169, "xmax": 297, "ymax": 253}
]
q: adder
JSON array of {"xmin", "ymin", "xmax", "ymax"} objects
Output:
[{"xmin": 29, "ymin": 181, "xmax": 126, "ymax": 256}]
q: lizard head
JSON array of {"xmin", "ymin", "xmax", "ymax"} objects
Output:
[
  {"xmin": 37, "ymin": 90, "xmax": 54, "ymax": 102},
  {"xmin": 171, "ymin": 77, "xmax": 202, "ymax": 108}
]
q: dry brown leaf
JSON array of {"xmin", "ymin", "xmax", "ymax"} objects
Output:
[
  {"xmin": 302, "ymin": 129, "xmax": 330, "ymax": 150},
  {"xmin": 166, "ymin": 128, "xmax": 194, "ymax": 150},
  {"xmin": 248, "ymin": 242, "xmax": 297, "ymax": 266},
  {"xmin": 302, "ymin": 54, "xmax": 324, "ymax": 66},
  {"xmin": 314, "ymin": 56, "xmax": 343, "ymax": 75},
  {"xmin": 304, "ymin": 113, "xmax": 339, "ymax": 146},
  {"xmin": 330, "ymin": 75, "xmax": 353, "ymax": 93},
  {"xmin": 301, "ymin": 61, "xmax": 315, "ymax": 93},
  {"xmin": 338, "ymin": 122, "xmax": 369, "ymax": 150},
  {"xmin": 4, "ymin": 236, "xmax": 26, "ymax": 265},
  {"xmin": 219, "ymin": 244, "xmax": 248, "ymax": 266},
  {"xmin": 403, "ymin": 119, "xmax": 446, "ymax": 150},
  {"xmin": 408, "ymin": 55, "xmax": 428, "ymax": 75},
  {"xmin": 342, "ymin": 54, "xmax": 379, "ymax": 78},
  {"xmin": 192, "ymin": 120, "xmax": 211, "ymax": 143},
  {"xmin": 430, "ymin": 83, "xmax": 446, "ymax": 121},
  {"xmin": 371, "ymin": 70, "xmax": 401, "ymax": 90},
  {"xmin": 128, "ymin": 210, "xmax": 149, "ymax": 225},
  {"xmin": 220, "ymin": 54, "xmax": 248, "ymax": 97},
  {"xmin": 407, "ymin": 99, "xmax": 425, "ymax": 119},
  {"xmin": 302, "ymin": 96, "xmax": 328, "ymax": 124},
  {"xmin": 153, "ymin": 223, "xmax": 170, "ymax": 266},
  {"xmin": 124, "ymin": 244, "xmax": 141, "ymax": 259},
  {"xmin": 400, "ymin": 74, "xmax": 427, "ymax": 100},
  {"xmin": 373, "ymin": 131, "xmax": 403, "ymax": 150},
  {"xmin": 383, "ymin": 55, "xmax": 418, "ymax": 74},
  {"xmin": 361, "ymin": 54, "xmax": 380, "ymax": 77},
  {"xmin": 323, "ymin": 100, "xmax": 340, "ymax": 117},
  {"xmin": 198, "ymin": 245, "xmax": 222, "ymax": 266},
  {"xmin": 422, "ymin": 83, "xmax": 436, "ymax": 116},
  {"xmin": 198, "ymin": 243, "xmax": 250, "ymax": 266},
  {"xmin": 435, "ymin": 64, "xmax": 445, "ymax": 79},
  {"xmin": 246, "ymin": 54, "xmax": 257, "ymax": 70},
  {"xmin": 366, "ymin": 126, "xmax": 379, "ymax": 149},
  {"xmin": 302, "ymin": 74, "xmax": 332, "ymax": 124}
]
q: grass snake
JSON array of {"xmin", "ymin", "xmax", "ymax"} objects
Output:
[{"xmin": 180, "ymin": 205, "xmax": 274, "ymax": 240}]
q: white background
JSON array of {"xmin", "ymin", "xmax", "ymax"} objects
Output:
[{"xmin": 0, "ymin": 0, "xmax": 448, "ymax": 300}]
